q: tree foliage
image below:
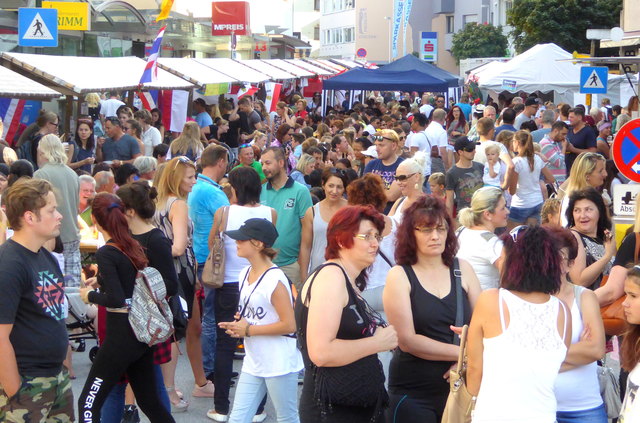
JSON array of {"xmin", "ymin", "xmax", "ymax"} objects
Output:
[
  {"xmin": 451, "ymin": 23, "xmax": 509, "ymax": 64},
  {"xmin": 507, "ymin": 0, "xmax": 623, "ymax": 54}
]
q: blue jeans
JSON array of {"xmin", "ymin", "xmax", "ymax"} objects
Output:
[
  {"xmin": 229, "ymin": 372, "xmax": 299, "ymax": 423},
  {"xmin": 508, "ymin": 202, "xmax": 543, "ymax": 224},
  {"xmin": 556, "ymin": 404, "xmax": 607, "ymax": 423},
  {"xmin": 100, "ymin": 365, "xmax": 169, "ymax": 422},
  {"xmin": 199, "ymin": 263, "xmax": 217, "ymax": 376}
]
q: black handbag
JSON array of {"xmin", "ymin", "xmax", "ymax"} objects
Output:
[
  {"xmin": 169, "ymin": 282, "xmax": 188, "ymax": 341},
  {"xmin": 303, "ymin": 263, "xmax": 388, "ymax": 414}
]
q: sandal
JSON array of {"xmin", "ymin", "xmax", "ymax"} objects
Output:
[{"xmin": 165, "ymin": 386, "xmax": 189, "ymax": 413}]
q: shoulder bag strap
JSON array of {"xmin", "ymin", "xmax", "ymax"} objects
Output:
[
  {"xmin": 237, "ymin": 266, "xmax": 277, "ymax": 320},
  {"xmin": 455, "ymin": 325, "xmax": 469, "ymax": 373},
  {"xmin": 453, "ymin": 257, "xmax": 463, "ymax": 346},
  {"xmin": 303, "ymin": 262, "xmax": 349, "ymax": 305},
  {"xmin": 377, "ymin": 249, "xmax": 392, "ymax": 268},
  {"xmin": 634, "ymin": 232, "xmax": 640, "ymax": 264},
  {"xmin": 219, "ymin": 206, "xmax": 229, "ymax": 235}
]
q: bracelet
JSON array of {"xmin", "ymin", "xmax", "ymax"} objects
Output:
[{"xmin": 245, "ymin": 323, "xmax": 252, "ymax": 338}]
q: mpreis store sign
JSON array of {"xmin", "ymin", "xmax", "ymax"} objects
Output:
[{"xmin": 212, "ymin": 1, "xmax": 250, "ymax": 36}]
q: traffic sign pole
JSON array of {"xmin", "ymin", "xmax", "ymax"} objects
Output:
[{"xmin": 612, "ymin": 119, "xmax": 640, "ymax": 183}]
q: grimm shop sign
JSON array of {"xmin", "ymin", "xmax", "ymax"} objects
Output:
[{"xmin": 212, "ymin": 1, "xmax": 251, "ymax": 36}]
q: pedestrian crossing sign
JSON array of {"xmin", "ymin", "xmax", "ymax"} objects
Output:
[
  {"xmin": 18, "ymin": 8, "xmax": 58, "ymax": 47},
  {"xmin": 580, "ymin": 66, "xmax": 608, "ymax": 94}
]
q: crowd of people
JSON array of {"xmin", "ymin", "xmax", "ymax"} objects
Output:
[{"xmin": 0, "ymin": 88, "xmax": 639, "ymax": 423}]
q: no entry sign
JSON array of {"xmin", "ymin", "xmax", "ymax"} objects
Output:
[{"xmin": 612, "ymin": 119, "xmax": 640, "ymax": 182}]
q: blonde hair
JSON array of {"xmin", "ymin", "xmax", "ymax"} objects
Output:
[
  {"xmin": 457, "ymin": 186, "xmax": 504, "ymax": 228},
  {"xmin": 170, "ymin": 121, "xmax": 202, "ymax": 157},
  {"xmin": 484, "ymin": 143, "xmax": 501, "ymax": 156},
  {"xmin": 541, "ymin": 198, "xmax": 562, "ymax": 225},
  {"xmin": 295, "ymin": 153, "xmax": 315, "ymax": 173},
  {"xmin": 428, "ymin": 172, "xmax": 445, "ymax": 186},
  {"xmin": 496, "ymin": 130, "xmax": 514, "ymax": 152},
  {"xmin": 565, "ymin": 152, "xmax": 606, "ymax": 197},
  {"xmin": 38, "ymin": 134, "xmax": 68, "ymax": 165},
  {"xmin": 397, "ymin": 150, "xmax": 427, "ymax": 188},
  {"xmin": 156, "ymin": 157, "xmax": 196, "ymax": 205},
  {"xmin": 84, "ymin": 93, "xmax": 101, "ymax": 108}
]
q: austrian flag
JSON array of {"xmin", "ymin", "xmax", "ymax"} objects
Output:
[
  {"xmin": 229, "ymin": 84, "xmax": 258, "ymax": 99},
  {"xmin": 140, "ymin": 26, "xmax": 166, "ymax": 84}
]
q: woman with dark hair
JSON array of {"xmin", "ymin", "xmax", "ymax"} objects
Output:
[
  {"xmin": 219, "ymin": 219, "xmax": 302, "ymax": 423},
  {"xmin": 467, "ymin": 225, "xmax": 572, "ymax": 422},
  {"xmin": 383, "ymin": 196, "xmax": 481, "ymax": 422},
  {"xmin": 295, "ymin": 205, "xmax": 398, "ymax": 423},
  {"xmin": 566, "ymin": 188, "xmax": 615, "ymax": 291},
  {"xmin": 77, "ymin": 193, "xmax": 175, "ymax": 423},
  {"xmin": 151, "ymin": 108, "xmax": 166, "ymax": 142},
  {"xmin": 300, "ymin": 168, "xmax": 349, "ymax": 280},
  {"xmin": 271, "ymin": 102, "xmax": 295, "ymax": 138},
  {"xmin": 100, "ymin": 181, "xmax": 179, "ymax": 421},
  {"xmin": 620, "ymin": 266, "xmax": 640, "ymax": 420},
  {"xmin": 272, "ymin": 123, "xmax": 293, "ymax": 148},
  {"xmin": 206, "ymin": 166, "xmax": 277, "ymax": 422},
  {"xmin": 69, "ymin": 117, "xmax": 96, "ymax": 172},
  {"xmin": 445, "ymin": 105, "xmax": 468, "ymax": 145},
  {"xmin": 548, "ymin": 227, "xmax": 606, "ymax": 423}
]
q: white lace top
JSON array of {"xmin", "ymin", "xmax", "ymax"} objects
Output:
[{"xmin": 472, "ymin": 289, "xmax": 568, "ymax": 422}]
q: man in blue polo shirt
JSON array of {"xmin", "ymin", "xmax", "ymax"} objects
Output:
[
  {"xmin": 187, "ymin": 144, "xmax": 229, "ymax": 380},
  {"xmin": 260, "ymin": 147, "xmax": 312, "ymax": 291}
]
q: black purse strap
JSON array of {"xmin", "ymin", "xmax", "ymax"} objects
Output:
[
  {"xmin": 453, "ymin": 257, "xmax": 463, "ymax": 346},
  {"xmin": 377, "ymin": 249, "xmax": 392, "ymax": 268},
  {"xmin": 237, "ymin": 266, "xmax": 277, "ymax": 320}
]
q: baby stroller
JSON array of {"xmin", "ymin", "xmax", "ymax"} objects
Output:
[{"xmin": 65, "ymin": 287, "xmax": 100, "ymax": 361}]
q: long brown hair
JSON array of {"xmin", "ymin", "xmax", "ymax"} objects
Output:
[
  {"xmin": 513, "ymin": 130, "xmax": 535, "ymax": 171},
  {"xmin": 622, "ymin": 267, "xmax": 640, "ymax": 371}
]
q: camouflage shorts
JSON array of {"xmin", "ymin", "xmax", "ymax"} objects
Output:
[{"xmin": 0, "ymin": 369, "xmax": 74, "ymax": 423}]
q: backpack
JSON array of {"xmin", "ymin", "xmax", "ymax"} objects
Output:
[{"xmin": 108, "ymin": 243, "xmax": 174, "ymax": 346}]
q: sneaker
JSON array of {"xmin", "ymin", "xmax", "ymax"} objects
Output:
[
  {"xmin": 71, "ymin": 339, "xmax": 86, "ymax": 352},
  {"xmin": 192, "ymin": 380, "xmax": 215, "ymax": 398},
  {"xmin": 252, "ymin": 412, "xmax": 267, "ymax": 423},
  {"xmin": 206, "ymin": 410, "xmax": 229, "ymax": 422},
  {"xmin": 121, "ymin": 404, "xmax": 140, "ymax": 423}
]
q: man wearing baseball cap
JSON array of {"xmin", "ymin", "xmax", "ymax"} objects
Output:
[
  {"xmin": 514, "ymin": 97, "xmax": 540, "ymax": 130},
  {"xmin": 445, "ymin": 137, "xmax": 484, "ymax": 217}
]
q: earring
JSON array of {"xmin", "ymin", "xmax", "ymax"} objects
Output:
[{"xmin": 415, "ymin": 182, "xmax": 420, "ymax": 190}]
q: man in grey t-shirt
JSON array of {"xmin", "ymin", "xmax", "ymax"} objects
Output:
[
  {"xmin": 96, "ymin": 117, "xmax": 141, "ymax": 166},
  {"xmin": 514, "ymin": 97, "xmax": 540, "ymax": 130}
]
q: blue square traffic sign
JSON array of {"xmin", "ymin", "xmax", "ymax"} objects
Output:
[
  {"xmin": 18, "ymin": 8, "xmax": 58, "ymax": 48},
  {"xmin": 580, "ymin": 66, "xmax": 608, "ymax": 94}
]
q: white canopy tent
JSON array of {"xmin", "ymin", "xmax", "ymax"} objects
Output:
[
  {"xmin": 476, "ymin": 43, "xmax": 636, "ymax": 106},
  {"xmin": 0, "ymin": 65, "xmax": 61, "ymax": 99},
  {"xmin": 157, "ymin": 58, "xmax": 238, "ymax": 87},
  {"xmin": 1, "ymin": 53, "xmax": 193, "ymax": 95},
  {"xmin": 266, "ymin": 59, "xmax": 314, "ymax": 78},
  {"xmin": 287, "ymin": 59, "xmax": 335, "ymax": 76},
  {"xmin": 195, "ymin": 58, "xmax": 270, "ymax": 84},
  {"xmin": 240, "ymin": 60, "xmax": 297, "ymax": 80}
]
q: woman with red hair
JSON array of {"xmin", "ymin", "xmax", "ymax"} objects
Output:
[
  {"xmin": 77, "ymin": 193, "xmax": 175, "ymax": 423},
  {"xmin": 383, "ymin": 195, "xmax": 480, "ymax": 422},
  {"xmin": 295, "ymin": 205, "xmax": 398, "ymax": 423}
]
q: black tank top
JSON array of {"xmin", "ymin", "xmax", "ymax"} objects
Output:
[{"xmin": 388, "ymin": 263, "xmax": 471, "ymax": 397}]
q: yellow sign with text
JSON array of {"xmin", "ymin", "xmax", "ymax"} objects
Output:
[{"xmin": 42, "ymin": 2, "xmax": 90, "ymax": 31}]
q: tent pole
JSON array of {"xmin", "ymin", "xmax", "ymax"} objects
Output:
[{"xmin": 64, "ymin": 95, "xmax": 73, "ymax": 140}]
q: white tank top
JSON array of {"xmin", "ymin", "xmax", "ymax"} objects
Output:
[
  {"xmin": 473, "ymin": 289, "xmax": 568, "ymax": 423},
  {"xmin": 238, "ymin": 265, "xmax": 303, "ymax": 377},
  {"xmin": 554, "ymin": 285, "xmax": 603, "ymax": 411},
  {"xmin": 308, "ymin": 203, "xmax": 329, "ymax": 273},
  {"xmin": 223, "ymin": 204, "xmax": 272, "ymax": 283}
]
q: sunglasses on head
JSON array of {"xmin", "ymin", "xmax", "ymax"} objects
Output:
[
  {"xmin": 238, "ymin": 143, "xmax": 252, "ymax": 150},
  {"xmin": 328, "ymin": 167, "xmax": 346, "ymax": 176},
  {"xmin": 173, "ymin": 156, "xmax": 193, "ymax": 170},
  {"xmin": 372, "ymin": 135, "xmax": 395, "ymax": 142},
  {"xmin": 509, "ymin": 225, "xmax": 528, "ymax": 243}
]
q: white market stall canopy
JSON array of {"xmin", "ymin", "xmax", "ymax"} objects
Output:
[
  {"xmin": 195, "ymin": 58, "xmax": 270, "ymax": 84},
  {"xmin": 308, "ymin": 59, "xmax": 347, "ymax": 73},
  {"xmin": 266, "ymin": 59, "xmax": 314, "ymax": 78},
  {"xmin": 287, "ymin": 59, "xmax": 335, "ymax": 76},
  {"xmin": 330, "ymin": 58, "xmax": 364, "ymax": 69},
  {"xmin": 0, "ymin": 65, "xmax": 62, "ymax": 100},
  {"xmin": 240, "ymin": 59, "xmax": 297, "ymax": 80},
  {"xmin": 1, "ymin": 53, "xmax": 193, "ymax": 95},
  {"xmin": 157, "ymin": 58, "xmax": 238, "ymax": 87}
]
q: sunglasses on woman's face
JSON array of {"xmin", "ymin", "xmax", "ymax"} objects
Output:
[{"xmin": 394, "ymin": 173, "xmax": 416, "ymax": 182}]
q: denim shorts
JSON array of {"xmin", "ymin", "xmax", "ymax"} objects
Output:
[
  {"xmin": 556, "ymin": 403, "xmax": 607, "ymax": 423},
  {"xmin": 509, "ymin": 202, "xmax": 542, "ymax": 223}
]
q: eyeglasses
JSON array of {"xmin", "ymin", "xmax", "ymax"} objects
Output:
[
  {"xmin": 394, "ymin": 173, "xmax": 417, "ymax": 181},
  {"xmin": 48, "ymin": 121, "xmax": 59, "ymax": 127},
  {"xmin": 372, "ymin": 135, "xmax": 395, "ymax": 142},
  {"xmin": 173, "ymin": 156, "xmax": 193, "ymax": 170},
  {"xmin": 414, "ymin": 226, "xmax": 448, "ymax": 234},
  {"xmin": 354, "ymin": 233, "xmax": 383, "ymax": 243},
  {"xmin": 509, "ymin": 225, "xmax": 528, "ymax": 243}
]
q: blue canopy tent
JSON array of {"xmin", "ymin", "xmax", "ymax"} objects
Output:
[
  {"xmin": 323, "ymin": 67, "xmax": 449, "ymax": 92},
  {"xmin": 381, "ymin": 54, "xmax": 462, "ymax": 88}
]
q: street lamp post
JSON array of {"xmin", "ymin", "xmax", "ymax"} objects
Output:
[{"xmin": 384, "ymin": 16, "xmax": 391, "ymax": 64}]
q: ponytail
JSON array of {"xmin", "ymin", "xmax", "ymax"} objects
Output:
[{"xmin": 92, "ymin": 192, "xmax": 148, "ymax": 270}]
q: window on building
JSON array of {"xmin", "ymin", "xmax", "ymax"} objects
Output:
[
  {"xmin": 463, "ymin": 14, "xmax": 478, "ymax": 27},
  {"xmin": 314, "ymin": 24, "xmax": 320, "ymax": 40},
  {"xmin": 345, "ymin": 0, "xmax": 355, "ymax": 9},
  {"xmin": 446, "ymin": 15, "xmax": 454, "ymax": 33},
  {"xmin": 505, "ymin": 1, "xmax": 513, "ymax": 11},
  {"xmin": 314, "ymin": 0, "xmax": 321, "ymax": 11},
  {"xmin": 344, "ymin": 27, "xmax": 355, "ymax": 43}
]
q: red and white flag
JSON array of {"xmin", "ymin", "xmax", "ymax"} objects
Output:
[
  {"xmin": 0, "ymin": 98, "xmax": 26, "ymax": 146},
  {"xmin": 264, "ymin": 82, "xmax": 282, "ymax": 112},
  {"xmin": 229, "ymin": 83, "xmax": 258, "ymax": 99},
  {"xmin": 159, "ymin": 90, "xmax": 189, "ymax": 132}
]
